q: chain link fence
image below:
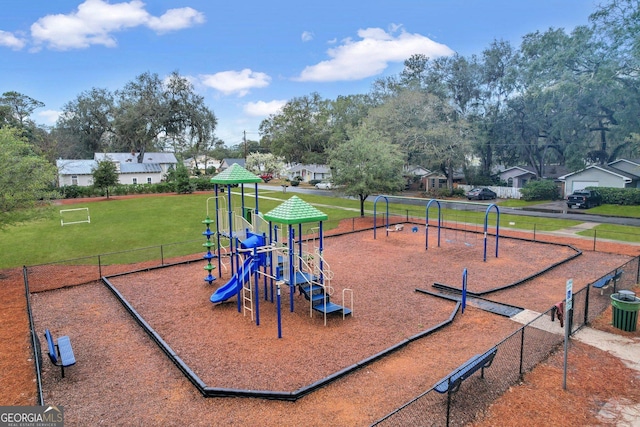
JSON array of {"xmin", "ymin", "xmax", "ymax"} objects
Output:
[
  {"xmin": 24, "ymin": 239, "xmax": 204, "ymax": 292},
  {"xmin": 372, "ymin": 256, "xmax": 639, "ymax": 426},
  {"xmin": 22, "ymin": 214, "xmax": 639, "ymax": 424}
]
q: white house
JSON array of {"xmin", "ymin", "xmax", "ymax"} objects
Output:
[
  {"xmin": 184, "ymin": 156, "xmax": 221, "ymax": 173},
  {"xmin": 56, "ymin": 159, "xmax": 98, "ymax": 187},
  {"xmin": 286, "ymin": 164, "xmax": 331, "ymax": 182},
  {"xmin": 57, "ymin": 152, "xmax": 178, "ymax": 187}
]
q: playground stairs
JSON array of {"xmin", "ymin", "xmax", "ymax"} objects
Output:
[{"xmin": 298, "ymin": 283, "xmax": 352, "ymax": 316}]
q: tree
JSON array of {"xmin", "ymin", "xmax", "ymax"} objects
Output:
[
  {"xmin": 165, "ymin": 163, "xmax": 194, "ymax": 194},
  {"xmin": 367, "ymin": 90, "xmax": 473, "ymax": 193},
  {"xmin": 259, "ymin": 92, "xmax": 331, "ymax": 163},
  {"xmin": 0, "ymin": 91, "xmax": 44, "ymax": 127},
  {"xmin": 0, "ymin": 127, "xmax": 56, "ymax": 213},
  {"xmin": 55, "ymin": 72, "xmax": 218, "ymax": 161},
  {"xmin": 328, "ymin": 125, "xmax": 405, "ymax": 216},
  {"xmin": 92, "ymin": 159, "xmax": 119, "ymax": 199},
  {"xmin": 245, "ymin": 152, "xmax": 285, "ymax": 177},
  {"xmin": 56, "ymin": 88, "xmax": 116, "ymax": 158},
  {"xmin": 0, "ymin": 92, "xmax": 46, "ymax": 144}
]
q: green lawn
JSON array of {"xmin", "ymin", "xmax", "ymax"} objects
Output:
[
  {"xmin": 586, "ymin": 204, "xmax": 640, "ymax": 218},
  {"xmin": 1, "ymin": 191, "xmax": 638, "ymax": 269}
]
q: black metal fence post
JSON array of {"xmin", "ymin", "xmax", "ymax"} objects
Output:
[
  {"xmin": 519, "ymin": 327, "xmax": 525, "ymax": 379},
  {"xmin": 161, "ymin": 245, "xmax": 164, "ymax": 265},
  {"xmin": 593, "ymin": 230, "xmax": 597, "ymax": 251},
  {"xmin": 98, "ymin": 255, "xmax": 102, "ymax": 278},
  {"xmin": 584, "ymin": 285, "xmax": 590, "ymax": 326}
]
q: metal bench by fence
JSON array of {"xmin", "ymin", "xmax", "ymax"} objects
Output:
[
  {"xmin": 592, "ymin": 270, "xmax": 623, "ymax": 295},
  {"xmin": 44, "ymin": 329, "xmax": 76, "ymax": 378},
  {"xmin": 434, "ymin": 347, "xmax": 498, "ymax": 394}
]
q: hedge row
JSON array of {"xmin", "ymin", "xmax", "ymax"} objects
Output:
[
  {"xmin": 588, "ymin": 186, "xmax": 640, "ymax": 205},
  {"xmin": 58, "ymin": 177, "xmax": 218, "ymax": 199}
]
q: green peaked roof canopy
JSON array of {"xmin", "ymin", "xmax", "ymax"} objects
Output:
[
  {"xmin": 210, "ymin": 163, "xmax": 261, "ymax": 184},
  {"xmin": 264, "ymin": 196, "xmax": 328, "ymax": 224}
]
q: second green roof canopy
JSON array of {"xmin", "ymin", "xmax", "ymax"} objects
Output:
[{"xmin": 263, "ymin": 196, "xmax": 328, "ymax": 224}]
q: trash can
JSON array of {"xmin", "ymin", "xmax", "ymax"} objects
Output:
[{"xmin": 610, "ymin": 291, "xmax": 640, "ymax": 332}]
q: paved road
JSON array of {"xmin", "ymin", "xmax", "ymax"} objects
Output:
[{"xmin": 261, "ymin": 184, "xmax": 640, "ymax": 227}]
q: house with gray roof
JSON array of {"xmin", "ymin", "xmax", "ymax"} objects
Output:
[
  {"xmin": 56, "ymin": 159, "xmax": 98, "ymax": 186},
  {"xmin": 57, "ymin": 152, "xmax": 178, "ymax": 187},
  {"xmin": 286, "ymin": 164, "xmax": 331, "ymax": 182},
  {"xmin": 559, "ymin": 162, "xmax": 640, "ymax": 195}
]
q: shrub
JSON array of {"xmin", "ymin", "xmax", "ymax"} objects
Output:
[
  {"xmin": 309, "ymin": 179, "xmax": 321, "ymax": 186},
  {"xmin": 192, "ymin": 177, "xmax": 215, "ymax": 191},
  {"xmin": 591, "ymin": 187, "xmax": 640, "ymax": 205},
  {"xmin": 425, "ymin": 187, "xmax": 465, "ymax": 198},
  {"xmin": 520, "ymin": 180, "xmax": 559, "ymax": 201},
  {"xmin": 61, "ymin": 185, "xmax": 83, "ymax": 198},
  {"xmin": 290, "ymin": 180, "xmax": 299, "ymax": 187}
]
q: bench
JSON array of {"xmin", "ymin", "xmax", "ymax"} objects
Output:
[
  {"xmin": 44, "ymin": 329, "xmax": 76, "ymax": 378},
  {"xmin": 434, "ymin": 347, "xmax": 498, "ymax": 394},
  {"xmin": 592, "ymin": 270, "xmax": 623, "ymax": 295}
]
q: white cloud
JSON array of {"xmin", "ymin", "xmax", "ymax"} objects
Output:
[
  {"xmin": 30, "ymin": 0, "xmax": 204, "ymax": 50},
  {"xmin": 0, "ymin": 30, "xmax": 26, "ymax": 50},
  {"xmin": 147, "ymin": 7, "xmax": 205, "ymax": 34},
  {"xmin": 295, "ymin": 26, "xmax": 454, "ymax": 82},
  {"xmin": 38, "ymin": 109, "xmax": 62, "ymax": 125},
  {"xmin": 244, "ymin": 100, "xmax": 287, "ymax": 117},
  {"xmin": 301, "ymin": 31, "xmax": 313, "ymax": 42},
  {"xmin": 200, "ymin": 69, "xmax": 271, "ymax": 97}
]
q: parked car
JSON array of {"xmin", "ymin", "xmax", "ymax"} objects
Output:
[
  {"xmin": 566, "ymin": 189, "xmax": 602, "ymax": 209},
  {"xmin": 315, "ymin": 181, "xmax": 333, "ymax": 190},
  {"xmin": 466, "ymin": 188, "xmax": 497, "ymax": 200},
  {"xmin": 259, "ymin": 173, "xmax": 273, "ymax": 183}
]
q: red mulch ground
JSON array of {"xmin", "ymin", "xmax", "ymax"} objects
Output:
[{"xmin": 2, "ymin": 216, "xmax": 640, "ymax": 426}]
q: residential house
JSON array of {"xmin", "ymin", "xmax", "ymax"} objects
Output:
[
  {"xmin": 219, "ymin": 158, "xmax": 246, "ymax": 171},
  {"xmin": 286, "ymin": 164, "xmax": 331, "ymax": 182},
  {"xmin": 56, "ymin": 159, "xmax": 98, "ymax": 187},
  {"xmin": 495, "ymin": 165, "xmax": 570, "ymax": 188},
  {"xmin": 57, "ymin": 152, "xmax": 178, "ymax": 187},
  {"xmin": 559, "ymin": 162, "xmax": 640, "ymax": 195},
  {"xmin": 496, "ymin": 166, "xmax": 538, "ymax": 188},
  {"xmin": 403, "ymin": 165, "xmax": 430, "ymax": 190},
  {"xmin": 420, "ymin": 169, "xmax": 466, "ymax": 192},
  {"xmin": 184, "ymin": 156, "xmax": 221, "ymax": 174}
]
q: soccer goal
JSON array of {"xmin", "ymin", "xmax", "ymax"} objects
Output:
[{"xmin": 60, "ymin": 207, "xmax": 91, "ymax": 226}]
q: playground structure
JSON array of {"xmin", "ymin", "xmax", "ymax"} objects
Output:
[
  {"xmin": 204, "ymin": 164, "xmax": 352, "ymax": 333},
  {"xmin": 28, "ymin": 190, "xmax": 640, "ymax": 425}
]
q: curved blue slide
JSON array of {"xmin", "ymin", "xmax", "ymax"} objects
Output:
[{"xmin": 210, "ymin": 258, "xmax": 258, "ymax": 303}]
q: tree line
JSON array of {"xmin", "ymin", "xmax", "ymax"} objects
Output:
[
  {"xmin": 1, "ymin": 0, "xmax": 639, "ymax": 215},
  {"xmin": 261, "ymin": 0, "xmax": 640, "ymax": 184}
]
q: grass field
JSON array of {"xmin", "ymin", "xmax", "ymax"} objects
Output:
[{"xmin": 0, "ymin": 190, "xmax": 638, "ymax": 269}]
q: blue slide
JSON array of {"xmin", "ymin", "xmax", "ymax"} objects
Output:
[{"xmin": 210, "ymin": 257, "xmax": 257, "ymax": 303}]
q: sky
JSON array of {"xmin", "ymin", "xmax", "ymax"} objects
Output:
[{"xmin": 1, "ymin": 0, "xmax": 600, "ymax": 148}]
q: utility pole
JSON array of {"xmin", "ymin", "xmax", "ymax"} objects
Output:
[{"xmin": 243, "ymin": 130, "xmax": 247, "ymax": 160}]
